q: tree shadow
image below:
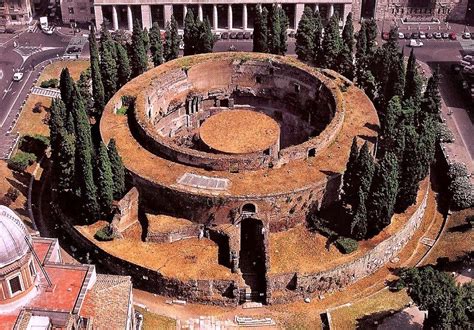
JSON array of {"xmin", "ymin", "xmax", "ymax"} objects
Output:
[
  {"xmin": 358, "ymin": 134, "xmax": 377, "ymax": 145},
  {"xmin": 356, "ymin": 309, "xmax": 420, "ymax": 330},
  {"xmin": 364, "ymin": 122, "xmax": 379, "ymax": 133},
  {"xmin": 448, "ymin": 223, "xmax": 472, "ymax": 233},
  {"xmin": 6, "ymin": 177, "xmax": 28, "ymax": 198}
]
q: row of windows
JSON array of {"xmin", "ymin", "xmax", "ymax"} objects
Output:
[{"xmin": 6, "ymin": 261, "xmax": 36, "ymax": 297}]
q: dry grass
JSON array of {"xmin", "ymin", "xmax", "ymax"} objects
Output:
[
  {"xmin": 330, "ymin": 289, "xmax": 410, "ymax": 329},
  {"xmin": 15, "ymin": 94, "xmax": 51, "ymax": 136},
  {"xmin": 77, "ymin": 221, "xmax": 240, "ymax": 281},
  {"xmin": 200, "ymin": 109, "xmax": 280, "ymax": 154},
  {"xmin": 269, "ymin": 178, "xmax": 430, "ymax": 274},
  {"xmin": 36, "ymin": 60, "xmax": 90, "ymax": 85},
  {"xmin": 146, "ymin": 214, "xmax": 194, "ymax": 233},
  {"xmin": 135, "ymin": 306, "xmax": 176, "ymax": 330}
]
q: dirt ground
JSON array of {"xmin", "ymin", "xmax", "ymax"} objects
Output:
[{"xmin": 36, "ymin": 60, "xmax": 89, "ymax": 85}]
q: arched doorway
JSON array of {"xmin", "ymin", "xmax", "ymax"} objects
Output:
[{"xmin": 239, "ymin": 218, "xmax": 266, "ymax": 302}]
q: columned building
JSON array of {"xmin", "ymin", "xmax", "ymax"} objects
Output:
[{"xmin": 92, "ymin": 1, "xmax": 353, "ymax": 31}]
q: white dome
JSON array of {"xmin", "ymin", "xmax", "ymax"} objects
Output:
[{"xmin": 0, "ymin": 206, "xmax": 31, "ymax": 268}]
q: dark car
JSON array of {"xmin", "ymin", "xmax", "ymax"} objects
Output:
[
  {"xmin": 404, "ymin": 32, "xmax": 411, "ymax": 39},
  {"xmin": 236, "ymin": 31, "xmax": 244, "ymax": 39},
  {"xmin": 426, "ymin": 33, "xmax": 433, "ymax": 39},
  {"xmin": 449, "ymin": 32, "xmax": 457, "ymax": 40},
  {"xmin": 410, "ymin": 32, "xmax": 419, "ymax": 39},
  {"xmin": 4, "ymin": 28, "xmax": 15, "ymax": 34},
  {"xmin": 229, "ymin": 32, "xmax": 237, "ymax": 39},
  {"xmin": 66, "ymin": 46, "xmax": 81, "ymax": 54},
  {"xmin": 442, "ymin": 32, "xmax": 449, "ymax": 39},
  {"xmin": 221, "ymin": 32, "xmax": 229, "ymax": 39},
  {"xmin": 470, "ymin": 33, "xmax": 474, "ymax": 39},
  {"xmin": 243, "ymin": 32, "xmax": 251, "ymax": 39}
]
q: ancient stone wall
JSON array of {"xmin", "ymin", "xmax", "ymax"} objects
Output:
[
  {"xmin": 111, "ymin": 187, "xmax": 139, "ymax": 234},
  {"xmin": 266, "ymin": 185, "xmax": 429, "ymax": 304},
  {"xmin": 146, "ymin": 224, "xmax": 201, "ymax": 244}
]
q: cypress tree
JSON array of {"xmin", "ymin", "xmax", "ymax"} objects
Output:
[
  {"xmin": 367, "ymin": 152, "xmax": 399, "ymax": 234},
  {"xmin": 268, "ymin": 5, "xmax": 281, "ymax": 55},
  {"xmin": 96, "ymin": 142, "xmax": 114, "ymax": 214},
  {"xmin": 355, "ymin": 22, "xmax": 367, "ymax": 70},
  {"xmin": 337, "ymin": 44, "xmax": 355, "ymax": 80},
  {"xmin": 404, "ymin": 48, "xmax": 422, "ymax": 104},
  {"xmin": 365, "ymin": 18, "xmax": 378, "ymax": 55},
  {"xmin": 253, "ymin": 7, "xmax": 268, "ymax": 53},
  {"xmin": 149, "ymin": 22, "xmax": 164, "ymax": 66},
  {"xmin": 312, "ymin": 10, "xmax": 323, "ymax": 65},
  {"xmin": 142, "ymin": 27, "xmax": 150, "ymax": 54},
  {"xmin": 396, "ymin": 126, "xmax": 422, "ymax": 211},
  {"xmin": 356, "ymin": 141, "xmax": 375, "ymax": 198},
  {"xmin": 100, "ymin": 44, "xmax": 118, "ymax": 102},
  {"xmin": 385, "ymin": 52, "xmax": 405, "ymax": 102},
  {"xmin": 77, "ymin": 68, "xmax": 93, "ymax": 115},
  {"xmin": 71, "ymin": 87, "xmax": 99, "ymax": 220},
  {"xmin": 184, "ymin": 9, "xmax": 197, "ymax": 55},
  {"xmin": 421, "ymin": 68, "xmax": 441, "ymax": 120},
  {"xmin": 107, "ymin": 138, "xmax": 126, "ymax": 199},
  {"xmin": 116, "ymin": 42, "xmax": 131, "ymax": 87},
  {"xmin": 197, "ymin": 17, "xmax": 214, "ymax": 54},
  {"xmin": 351, "ymin": 188, "xmax": 368, "ymax": 240},
  {"xmin": 342, "ymin": 137, "xmax": 359, "ymax": 209},
  {"xmin": 88, "ymin": 24, "xmax": 105, "ymax": 115},
  {"xmin": 296, "ymin": 7, "xmax": 315, "ymax": 61},
  {"xmin": 418, "ymin": 117, "xmax": 437, "ymax": 180},
  {"xmin": 130, "ymin": 19, "xmax": 148, "ymax": 77},
  {"xmin": 100, "ymin": 23, "xmax": 117, "ymax": 61},
  {"xmin": 49, "ymin": 98, "xmax": 66, "ymax": 158},
  {"xmin": 59, "ymin": 68, "xmax": 74, "ymax": 109},
  {"xmin": 164, "ymin": 16, "xmax": 179, "ymax": 61},
  {"xmin": 56, "ymin": 130, "xmax": 76, "ymax": 195},
  {"xmin": 321, "ymin": 14, "xmax": 342, "ymax": 70},
  {"xmin": 342, "ymin": 12, "xmax": 354, "ymax": 53},
  {"xmin": 278, "ymin": 7, "xmax": 288, "ymax": 55},
  {"xmin": 382, "ymin": 96, "xmax": 404, "ymax": 156}
]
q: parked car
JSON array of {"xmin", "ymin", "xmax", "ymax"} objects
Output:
[
  {"xmin": 449, "ymin": 32, "xmax": 457, "ymax": 40},
  {"xmin": 179, "ymin": 40, "xmax": 184, "ymax": 50},
  {"xmin": 426, "ymin": 33, "xmax": 433, "ymax": 39},
  {"xmin": 221, "ymin": 32, "xmax": 229, "ymax": 39},
  {"xmin": 398, "ymin": 32, "xmax": 405, "ymax": 39},
  {"xmin": 66, "ymin": 46, "xmax": 81, "ymax": 54},
  {"xmin": 42, "ymin": 26, "xmax": 54, "ymax": 35},
  {"xmin": 463, "ymin": 32, "xmax": 471, "ymax": 39},
  {"xmin": 409, "ymin": 39, "xmax": 423, "ymax": 47},
  {"xmin": 433, "ymin": 32, "xmax": 442, "ymax": 39},
  {"xmin": 470, "ymin": 33, "xmax": 474, "ymax": 39},
  {"xmin": 4, "ymin": 28, "xmax": 15, "ymax": 34},
  {"xmin": 236, "ymin": 31, "xmax": 244, "ymax": 39},
  {"xmin": 404, "ymin": 32, "xmax": 411, "ymax": 39},
  {"xmin": 213, "ymin": 31, "xmax": 221, "ymax": 39},
  {"xmin": 442, "ymin": 32, "xmax": 449, "ymax": 39},
  {"xmin": 229, "ymin": 32, "xmax": 237, "ymax": 39},
  {"xmin": 419, "ymin": 31, "xmax": 426, "ymax": 39},
  {"xmin": 243, "ymin": 32, "xmax": 251, "ymax": 39},
  {"xmin": 411, "ymin": 32, "xmax": 419, "ymax": 39},
  {"xmin": 13, "ymin": 72, "xmax": 23, "ymax": 81}
]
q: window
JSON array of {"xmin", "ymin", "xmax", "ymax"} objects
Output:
[
  {"xmin": 29, "ymin": 262, "xmax": 36, "ymax": 278},
  {"xmin": 8, "ymin": 275, "xmax": 23, "ymax": 296},
  {"xmin": 11, "ymin": 15, "xmax": 17, "ymax": 21},
  {"xmin": 68, "ymin": 7, "xmax": 74, "ymax": 14}
]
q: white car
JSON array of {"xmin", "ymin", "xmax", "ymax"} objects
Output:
[
  {"xmin": 13, "ymin": 72, "xmax": 24, "ymax": 81},
  {"xmin": 398, "ymin": 32, "xmax": 405, "ymax": 39},
  {"xmin": 419, "ymin": 31, "xmax": 426, "ymax": 39},
  {"xmin": 409, "ymin": 39, "xmax": 423, "ymax": 47},
  {"xmin": 42, "ymin": 26, "xmax": 54, "ymax": 35},
  {"xmin": 463, "ymin": 32, "xmax": 471, "ymax": 39}
]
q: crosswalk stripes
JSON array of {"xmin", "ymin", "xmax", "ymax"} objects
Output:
[{"xmin": 31, "ymin": 86, "xmax": 61, "ymax": 98}]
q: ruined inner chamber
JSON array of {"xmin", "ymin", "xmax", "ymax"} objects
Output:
[{"xmin": 134, "ymin": 56, "xmax": 338, "ymax": 171}]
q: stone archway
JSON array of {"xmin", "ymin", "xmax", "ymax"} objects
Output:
[{"xmin": 239, "ymin": 218, "xmax": 266, "ymax": 302}]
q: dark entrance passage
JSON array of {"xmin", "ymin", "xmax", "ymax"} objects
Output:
[
  {"xmin": 361, "ymin": 0, "xmax": 376, "ymax": 18},
  {"xmin": 239, "ymin": 218, "xmax": 266, "ymax": 302}
]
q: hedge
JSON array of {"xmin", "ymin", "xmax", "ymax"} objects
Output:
[
  {"xmin": 40, "ymin": 78, "xmax": 59, "ymax": 89},
  {"xmin": 19, "ymin": 134, "xmax": 50, "ymax": 157},
  {"xmin": 7, "ymin": 152, "xmax": 37, "ymax": 172},
  {"xmin": 94, "ymin": 225, "xmax": 114, "ymax": 241},
  {"xmin": 335, "ymin": 237, "xmax": 358, "ymax": 254}
]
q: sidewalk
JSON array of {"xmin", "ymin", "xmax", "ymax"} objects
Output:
[{"xmin": 418, "ymin": 60, "xmax": 474, "ymax": 185}]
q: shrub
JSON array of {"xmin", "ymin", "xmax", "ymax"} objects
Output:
[
  {"xmin": 335, "ymin": 237, "xmax": 358, "ymax": 254},
  {"xmin": 447, "ymin": 162, "xmax": 474, "ymax": 209},
  {"xmin": 94, "ymin": 225, "xmax": 114, "ymax": 241},
  {"xmin": 7, "ymin": 152, "xmax": 36, "ymax": 172},
  {"xmin": 437, "ymin": 122, "xmax": 454, "ymax": 143},
  {"xmin": 40, "ymin": 78, "xmax": 59, "ymax": 89},
  {"xmin": 116, "ymin": 106, "xmax": 128, "ymax": 115},
  {"xmin": 19, "ymin": 134, "xmax": 50, "ymax": 157},
  {"xmin": 6, "ymin": 187, "xmax": 20, "ymax": 202}
]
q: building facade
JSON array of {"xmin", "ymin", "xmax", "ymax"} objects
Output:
[
  {"xmin": 60, "ymin": 0, "xmax": 95, "ymax": 25},
  {"xmin": 0, "ymin": 0, "xmax": 33, "ymax": 26}
]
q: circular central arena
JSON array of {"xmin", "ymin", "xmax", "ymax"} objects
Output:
[{"xmin": 199, "ymin": 109, "xmax": 280, "ymax": 154}]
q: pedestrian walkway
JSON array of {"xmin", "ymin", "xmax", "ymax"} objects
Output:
[
  {"xmin": 14, "ymin": 46, "xmax": 42, "ymax": 57},
  {"xmin": 31, "ymin": 86, "xmax": 61, "ymax": 98}
]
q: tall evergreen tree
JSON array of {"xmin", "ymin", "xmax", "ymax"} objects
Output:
[
  {"xmin": 355, "ymin": 22, "xmax": 367, "ymax": 70},
  {"xmin": 278, "ymin": 6, "xmax": 289, "ymax": 55},
  {"xmin": 342, "ymin": 137, "xmax": 359, "ymax": 209},
  {"xmin": 337, "ymin": 44, "xmax": 355, "ymax": 80},
  {"xmin": 59, "ymin": 68, "xmax": 75, "ymax": 109},
  {"xmin": 183, "ymin": 9, "xmax": 198, "ymax": 55},
  {"xmin": 312, "ymin": 10, "xmax": 323, "ymax": 65},
  {"xmin": 77, "ymin": 68, "xmax": 93, "ymax": 115},
  {"xmin": 130, "ymin": 19, "xmax": 148, "ymax": 77},
  {"xmin": 417, "ymin": 117, "xmax": 437, "ymax": 180},
  {"xmin": 56, "ymin": 130, "xmax": 76, "ymax": 195},
  {"xmin": 164, "ymin": 16, "xmax": 180, "ymax": 61},
  {"xmin": 267, "ymin": 5, "xmax": 281, "ymax": 55},
  {"xmin": 88, "ymin": 24, "xmax": 105, "ymax": 115},
  {"xmin": 295, "ymin": 7, "xmax": 315, "ymax": 61},
  {"xmin": 342, "ymin": 12, "xmax": 354, "ymax": 53},
  {"xmin": 149, "ymin": 22, "xmax": 164, "ymax": 66},
  {"xmin": 71, "ymin": 87, "xmax": 99, "ymax": 219},
  {"xmin": 100, "ymin": 23, "xmax": 117, "ymax": 61},
  {"xmin": 381, "ymin": 96, "xmax": 404, "ymax": 156},
  {"xmin": 49, "ymin": 98, "xmax": 66, "ymax": 157},
  {"xmin": 420, "ymin": 68, "xmax": 441, "ymax": 120},
  {"xmin": 197, "ymin": 17, "xmax": 214, "ymax": 54},
  {"xmin": 385, "ymin": 52, "xmax": 405, "ymax": 102},
  {"xmin": 396, "ymin": 126, "xmax": 422, "ymax": 211},
  {"xmin": 365, "ymin": 18, "xmax": 378, "ymax": 55},
  {"xmin": 367, "ymin": 152, "xmax": 399, "ymax": 234},
  {"xmin": 253, "ymin": 7, "xmax": 268, "ymax": 53},
  {"xmin": 321, "ymin": 14, "xmax": 342, "ymax": 69},
  {"xmin": 356, "ymin": 141, "xmax": 375, "ymax": 198},
  {"xmin": 142, "ymin": 27, "xmax": 150, "ymax": 53},
  {"xmin": 403, "ymin": 48, "xmax": 422, "ymax": 104},
  {"xmin": 107, "ymin": 138, "xmax": 126, "ymax": 199},
  {"xmin": 100, "ymin": 44, "xmax": 118, "ymax": 102},
  {"xmin": 96, "ymin": 142, "xmax": 114, "ymax": 214},
  {"xmin": 116, "ymin": 42, "xmax": 131, "ymax": 87},
  {"xmin": 351, "ymin": 188, "xmax": 368, "ymax": 240}
]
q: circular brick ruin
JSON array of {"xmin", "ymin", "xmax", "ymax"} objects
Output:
[{"xmin": 98, "ymin": 53, "xmax": 388, "ymax": 305}]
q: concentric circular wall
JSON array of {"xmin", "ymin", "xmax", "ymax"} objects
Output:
[{"xmin": 100, "ymin": 53, "xmax": 380, "ymax": 304}]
